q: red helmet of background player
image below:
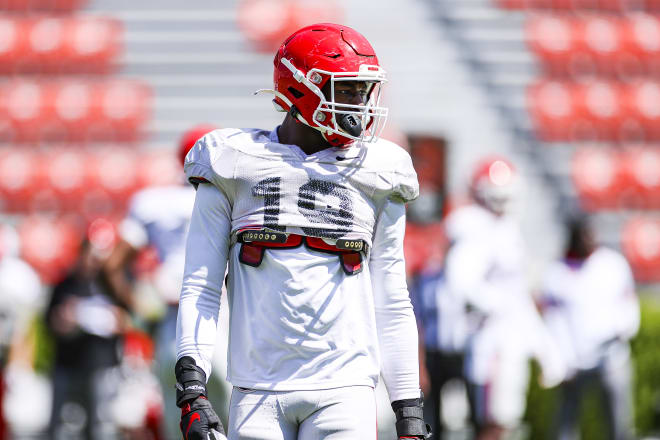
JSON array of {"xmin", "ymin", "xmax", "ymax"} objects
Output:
[
  {"xmin": 267, "ymin": 23, "xmax": 388, "ymax": 148},
  {"xmin": 470, "ymin": 156, "xmax": 517, "ymax": 216},
  {"xmin": 177, "ymin": 124, "xmax": 218, "ymax": 166}
]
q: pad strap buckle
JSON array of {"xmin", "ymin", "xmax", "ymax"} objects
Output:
[{"xmin": 234, "ymin": 228, "xmax": 368, "ymax": 275}]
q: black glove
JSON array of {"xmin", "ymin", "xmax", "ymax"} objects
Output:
[
  {"xmin": 180, "ymin": 396, "xmax": 225, "ymax": 440},
  {"xmin": 391, "ymin": 394, "xmax": 432, "ymax": 439},
  {"xmin": 176, "ymin": 356, "xmax": 226, "ymax": 440}
]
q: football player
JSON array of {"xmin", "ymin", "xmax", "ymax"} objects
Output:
[
  {"xmin": 540, "ymin": 215, "xmax": 639, "ymax": 440},
  {"xmin": 443, "ymin": 156, "xmax": 565, "ymax": 440},
  {"xmin": 174, "ymin": 23, "xmax": 431, "ymax": 440}
]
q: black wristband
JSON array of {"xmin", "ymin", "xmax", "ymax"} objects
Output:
[
  {"xmin": 391, "ymin": 394, "xmax": 431, "ymax": 439},
  {"xmin": 175, "ymin": 356, "xmax": 208, "ymax": 407}
]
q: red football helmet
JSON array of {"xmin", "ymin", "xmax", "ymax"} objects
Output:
[
  {"xmin": 470, "ymin": 156, "xmax": 517, "ymax": 216},
  {"xmin": 177, "ymin": 124, "xmax": 218, "ymax": 166},
  {"xmin": 266, "ymin": 23, "xmax": 388, "ymax": 147}
]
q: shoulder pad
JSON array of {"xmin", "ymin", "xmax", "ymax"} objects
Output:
[
  {"xmin": 184, "ymin": 128, "xmax": 270, "ymax": 196},
  {"xmin": 369, "ymin": 138, "xmax": 419, "ymax": 203}
]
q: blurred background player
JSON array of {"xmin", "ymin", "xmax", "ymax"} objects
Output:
[
  {"xmin": 540, "ymin": 215, "xmax": 640, "ymax": 440},
  {"xmin": 443, "ymin": 156, "xmax": 565, "ymax": 440},
  {"xmin": 45, "ymin": 220, "xmax": 131, "ymax": 440},
  {"xmin": 411, "ymin": 231, "xmax": 472, "ymax": 439},
  {"xmin": 0, "ymin": 225, "xmax": 45, "ymax": 440},
  {"xmin": 102, "ymin": 124, "xmax": 231, "ymax": 439}
]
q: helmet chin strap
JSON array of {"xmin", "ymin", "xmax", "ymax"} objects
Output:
[{"xmin": 254, "ymin": 88, "xmax": 357, "ymax": 145}]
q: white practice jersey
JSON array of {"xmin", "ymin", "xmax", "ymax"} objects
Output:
[
  {"xmin": 541, "ymin": 247, "xmax": 640, "ymax": 372},
  {"xmin": 119, "ymin": 185, "xmax": 195, "ymax": 304},
  {"xmin": 445, "ymin": 204, "xmax": 565, "ymax": 387},
  {"xmin": 176, "ymin": 127, "xmax": 421, "ymax": 401}
]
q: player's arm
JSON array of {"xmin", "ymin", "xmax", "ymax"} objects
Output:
[
  {"xmin": 176, "ymin": 182, "xmax": 231, "ymax": 440},
  {"xmin": 369, "ymin": 199, "xmax": 430, "ymax": 439},
  {"xmin": 103, "ymin": 238, "xmax": 139, "ymax": 310},
  {"xmin": 102, "ymin": 196, "xmax": 153, "ymax": 310}
]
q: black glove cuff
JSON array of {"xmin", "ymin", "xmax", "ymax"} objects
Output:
[
  {"xmin": 392, "ymin": 394, "xmax": 431, "ymax": 439},
  {"xmin": 175, "ymin": 356, "xmax": 208, "ymax": 407}
]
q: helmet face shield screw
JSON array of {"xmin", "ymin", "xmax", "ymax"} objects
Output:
[
  {"xmin": 310, "ymin": 72, "xmax": 323, "ymax": 84},
  {"xmin": 315, "ymin": 112, "xmax": 326, "ymax": 122}
]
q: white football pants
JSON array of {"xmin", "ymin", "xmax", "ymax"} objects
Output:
[{"xmin": 227, "ymin": 385, "xmax": 377, "ymax": 440}]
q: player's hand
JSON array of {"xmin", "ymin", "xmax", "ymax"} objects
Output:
[
  {"xmin": 180, "ymin": 396, "xmax": 226, "ymax": 440},
  {"xmin": 392, "ymin": 395, "xmax": 432, "ymax": 439}
]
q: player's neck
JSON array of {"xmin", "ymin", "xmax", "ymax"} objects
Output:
[{"xmin": 278, "ymin": 114, "xmax": 331, "ymax": 155}]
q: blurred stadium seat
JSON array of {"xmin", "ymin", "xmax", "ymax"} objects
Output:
[
  {"xmin": 0, "ymin": 79, "xmax": 151, "ymax": 142},
  {"xmin": 0, "ymin": 148, "xmax": 40, "ymax": 212},
  {"xmin": 526, "ymin": 14, "xmax": 660, "ymax": 77},
  {"xmin": 495, "ymin": 0, "xmax": 660, "ymax": 11},
  {"xmin": 40, "ymin": 148, "xmax": 89, "ymax": 212},
  {"xmin": 528, "ymin": 79, "xmax": 660, "ymax": 141},
  {"xmin": 621, "ymin": 146, "xmax": 660, "ymax": 209},
  {"xmin": 0, "ymin": 0, "xmax": 87, "ymax": 12},
  {"xmin": 571, "ymin": 145, "xmax": 626, "ymax": 210},
  {"xmin": 28, "ymin": 16, "xmax": 121, "ymax": 74},
  {"xmin": 17, "ymin": 215, "xmax": 81, "ymax": 283},
  {"xmin": 622, "ymin": 216, "xmax": 660, "ymax": 281},
  {"xmin": 92, "ymin": 147, "xmax": 139, "ymax": 207},
  {"xmin": 137, "ymin": 149, "xmax": 183, "ymax": 188}
]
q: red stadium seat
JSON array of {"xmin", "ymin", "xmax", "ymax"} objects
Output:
[
  {"xmin": 90, "ymin": 80, "xmax": 152, "ymax": 142},
  {"xmin": 0, "ymin": 16, "xmax": 123, "ymax": 75},
  {"xmin": 0, "ymin": 17, "xmax": 28, "ymax": 74},
  {"xmin": 0, "ymin": 79, "xmax": 152, "ymax": 143},
  {"xmin": 237, "ymin": 0, "xmax": 343, "ymax": 53},
  {"xmin": 621, "ymin": 217, "xmax": 660, "ymax": 282},
  {"xmin": 571, "ymin": 146, "xmax": 626, "ymax": 210},
  {"xmin": 18, "ymin": 215, "xmax": 81, "ymax": 284},
  {"xmin": 527, "ymin": 15, "xmax": 660, "ymax": 78},
  {"xmin": 573, "ymin": 81, "xmax": 624, "ymax": 140},
  {"xmin": 1, "ymin": 79, "xmax": 53, "ymax": 142},
  {"xmin": 61, "ymin": 17, "xmax": 122, "ymax": 74},
  {"xmin": 0, "ymin": 148, "xmax": 40, "ymax": 212},
  {"xmin": 495, "ymin": 0, "xmax": 643, "ymax": 11},
  {"xmin": 621, "ymin": 146, "xmax": 660, "ymax": 208},
  {"xmin": 91, "ymin": 148, "xmax": 140, "ymax": 212},
  {"xmin": 624, "ymin": 80, "xmax": 660, "ymax": 141},
  {"xmin": 0, "ymin": 0, "xmax": 87, "ymax": 12},
  {"xmin": 39, "ymin": 149, "xmax": 90, "ymax": 212},
  {"xmin": 137, "ymin": 150, "xmax": 182, "ymax": 189},
  {"xmin": 528, "ymin": 79, "xmax": 660, "ymax": 142},
  {"xmin": 620, "ymin": 14, "xmax": 660, "ymax": 76},
  {"xmin": 527, "ymin": 81, "xmax": 579, "ymax": 141},
  {"xmin": 526, "ymin": 16, "xmax": 583, "ymax": 76}
]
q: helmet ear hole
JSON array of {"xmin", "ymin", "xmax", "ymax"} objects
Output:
[{"xmin": 287, "ymin": 87, "xmax": 304, "ymax": 99}]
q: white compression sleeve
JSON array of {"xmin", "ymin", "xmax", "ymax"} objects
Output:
[
  {"xmin": 369, "ymin": 200, "xmax": 421, "ymax": 402},
  {"xmin": 176, "ymin": 183, "xmax": 232, "ymax": 379}
]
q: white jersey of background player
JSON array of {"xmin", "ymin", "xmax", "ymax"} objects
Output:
[
  {"xmin": 540, "ymin": 216, "xmax": 639, "ymax": 440},
  {"xmin": 174, "ymin": 23, "xmax": 431, "ymax": 440},
  {"xmin": 0, "ymin": 224, "xmax": 47, "ymax": 436},
  {"xmin": 444, "ymin": 157, "xmax": 564, "ymax": 440}
]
